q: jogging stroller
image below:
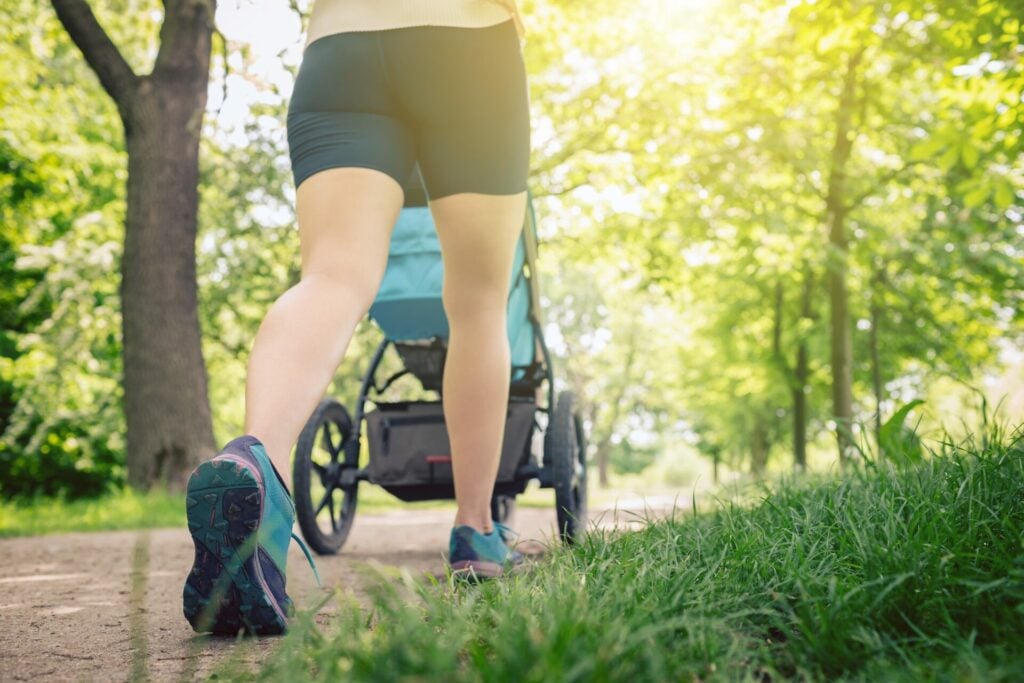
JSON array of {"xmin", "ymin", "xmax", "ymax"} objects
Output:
[{"xmin": 291, "ymin": 183, "xmax": 588, "ymax": 555}]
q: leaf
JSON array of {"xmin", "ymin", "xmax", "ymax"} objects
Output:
[
  {"xmin": 938, "ymin": 145, "xmax": 960, "ymax": 171},
  {"xmin": 961, "ymin": 142, "xmax": 980, "ymax": 170},
  {"xmin": 994, "ymin": 182, "xmax": 1016, "ymax": 211},
  {"xmin": 964, "ymin": 183, "xmax": 991, "ymax": 209},
  {"xmin": 880, "ymin": 400, "xmax": 925, "ymax": 465}
]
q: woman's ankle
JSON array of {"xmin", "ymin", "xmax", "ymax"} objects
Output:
[{"xmin": 453, "ymin": 510, "xmax": 493, "ymax": 535}]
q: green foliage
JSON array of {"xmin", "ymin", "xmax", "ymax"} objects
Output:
[
  {"xmin": 0, "ymin": 414, "xmax": 123, "ymax": 498},
  {"xmin": 525, "ymin": 0, "xmax": 1024, "ymax": 471},
  {"xmin": 878, "ymin": 399, "xmax": 925, "ymax": 464},
  {"xmin": 0, "ymin": 486, "xmax": 183, "ymax": 537},
  {"xmin": 234, "ymin": 427, "xmax": 1024, "ymax": 681},
  {"xmin": 0, "ymin": 0, "xmax": 129, "ymax": 497},
  {"xmin": 0, "ymin": 482, "xmax": 458, "ymax": 537},
  {"xmin": 2, "ymin": 0, "xmax": 1022, "ymax": 497}
]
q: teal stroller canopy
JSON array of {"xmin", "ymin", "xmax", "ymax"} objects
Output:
[{"xmin": 369, "ymin": 202, "xmax": 540, "ymax": 375}]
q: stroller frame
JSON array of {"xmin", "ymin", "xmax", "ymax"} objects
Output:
[{"xmin": 291, "ymin": 195, "xmax": 587, "ymax": 556}]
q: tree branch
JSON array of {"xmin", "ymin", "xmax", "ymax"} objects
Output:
[
  {"xmin": 210, "ymin": 27, "xmax": 230, "ymax": 119},
  {"xmin": 287, "ymin": 0, "xmax": 310, "ymax": 25},
  {"xmin": 772, "ymin": 278, "xmax": 795, "ymax": 381},
  {"xmin": 844, "ymin": 163, "xmax": 909, "ymax": 213},
  {"xmin": 530, "ymin": 179, "xmax": 590, "ymax": 199},
  {"xmin": 154, "ymin": 0, "xmax": 216, "ymax": 77},
  {"xmin": 50, "ymin": 0, "xmax": 138, "ymax": 106}
]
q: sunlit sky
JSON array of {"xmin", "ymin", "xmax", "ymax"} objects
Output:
[{"xmin": 209, "ymin": 2, "xmax": 304, "ymax": 140}]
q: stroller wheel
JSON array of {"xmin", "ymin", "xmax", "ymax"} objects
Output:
[
  {"xmin": 293, "ymin": 398, "xmax": 359, "ymax": 555},
  {"xmin": 545, "ymin": 391, "xmax": 588, "ymax": 544}
]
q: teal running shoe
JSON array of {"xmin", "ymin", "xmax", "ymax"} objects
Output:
[
  {"xmin": 448, "ymin": 523, "xmax": 524, "ymax": 579},
  {"xmin": 182, "ymin": 435, "xmax": 319, "ymax": 635}
]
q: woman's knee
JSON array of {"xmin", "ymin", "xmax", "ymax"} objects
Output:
[
  {"xmin": 442, "ymin": 281, "xmax": 508, "ymax": 326},
  {"xmin": 299, "ymin": 267, "xmax": 381, "ymax": 315}
]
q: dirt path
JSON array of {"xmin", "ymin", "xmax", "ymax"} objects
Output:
[{"xmin": 0, "ymin": 503, "xmax": 670, "ymax": 682}]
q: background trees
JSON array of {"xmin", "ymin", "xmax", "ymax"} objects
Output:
[
  {"xmin": 1, "ymin": 0, "xmax": 1020, "ymax": 498},
  {"xmin": 44, "ymin": 0, "xmax": 218, "ymax": 490}
]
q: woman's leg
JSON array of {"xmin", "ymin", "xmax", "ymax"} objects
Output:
[
  {"xmin": 242, "ymin": 168, "xmax": 404, "ymax": 487},
  {"xmin": 430, "ymin": 191, "xmax": 528, "ymax": 534}
]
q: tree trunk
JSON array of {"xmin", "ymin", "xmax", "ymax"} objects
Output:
[
  {"xmin": 750, "ymin": 419, "xmax": 768, "ymax": 477},
  {"xmin": 869, "ymin": 263, "xmax": 884, "ymax": 457},
  {"xmin": 772, "ymin": 273, "xmax": 811, "ymax": 473},
  {"xmin": 593, "ymin": 327, "xmax": 639, "ymax": 488},
  {"xmin": 51, "ymin": 0, "xmax": 217, "ymax": 489},
  {"xmin": 793, "ymin": 266, "xmax": 813, "ymax": 472},
  {"xmin": 121, "ymin": 80, "xmax": 216, "ymax": 489},
  {"xmin": 596, "ymin": 444, "xmax": 610, "ymax": 489},
  {"xmin": 825, "ymin": 49, "xmax": 863, "ymax": 467},
  {"xmin": 584, "ymin": 402, "xmax": 607, "ymax": 488}
]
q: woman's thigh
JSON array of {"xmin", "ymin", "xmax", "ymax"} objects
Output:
[
  {"xmin": 286, "ymin": 31, "xmax": 413, "ymax": 287},
  {"xmin": 384, "ymin": 19, "xmax": 531, "ymax": 201},
  {"xmin": 388, "ymin": 20, "xmax": 531, "ymax": 294},
  {"xmin": 295, "ymin": 168, "xmax": 403, "ymax": 292}
]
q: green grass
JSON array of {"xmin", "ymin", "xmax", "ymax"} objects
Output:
[
  {"xmin": 0, "ymin": 470, "xmax": 670, "ymax": 537},
  {"xmin": 0, "ymin": 479, "xmax": 457, "ymax": 538},
  {"xmin": 0, "ymin": 487, "xmax": 186, "ymax": 537},
  {"xmin": 233, "ymin": 427, "xmax": 1024, "ymax": 682},
  {"xmin": 0, "ymin": 482, "xmax": 665, "ymax": 538}
]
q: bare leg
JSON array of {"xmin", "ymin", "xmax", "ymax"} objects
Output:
[
  {"xmin": 243, "ymin": 168, "xmax": 403, "ymax": 488},
  {"xmin": 430, "ymin": 191, "xmax": 527, "ymax": 534}
]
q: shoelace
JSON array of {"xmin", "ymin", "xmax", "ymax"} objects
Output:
[
  {"xmin": 494, "ymin": 522, "xmax": 519, "ymax": 546},
  {"xmin": 492, "ymin": 523, "xmax": 526, "ymax": 566},
  {"xmin": 291, "ymin": 532, "xmax": 322, "ymax": 586}
]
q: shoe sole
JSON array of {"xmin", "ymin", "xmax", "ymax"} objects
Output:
[
  {"xmin": 448, "ymin": 559, "xmax": 505, "ymax": 580},
  {"xmin": 182, "ymin": 457, "xmax": 287, "ymax": 636}
]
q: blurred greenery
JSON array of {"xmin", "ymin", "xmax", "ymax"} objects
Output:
[
  {"xmin": 1, "ymin": 0, "xmax": 1022, "ymax": 501},
  {"xmin": 0, "ymin": 487, "xmax": 183, "ymax": 536},
  {"xmin": 0, "ymin": 482, "xmax": 458, "ymax": 537}
]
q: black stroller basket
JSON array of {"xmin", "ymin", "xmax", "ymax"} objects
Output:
[{"xmin": 365, "ymin": 399, "xmax": 536, "ymax": 501}]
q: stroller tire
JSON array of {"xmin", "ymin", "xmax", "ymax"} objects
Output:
[
  {"xmin": 293, "ymin": 398, "xmax": 359, "ymax": 555},
  {"xmin": 545, "ymin": 391, "xmax": 588, "ymax": 544}
]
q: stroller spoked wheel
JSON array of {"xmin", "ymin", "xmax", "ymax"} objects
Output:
[
  {"xmin": 293, "ymin": 398, "xmax": 359, "ymax": 555},
  {"xmin": 545, "ymin": 391, "xmax": 588, "ymax": 544}
]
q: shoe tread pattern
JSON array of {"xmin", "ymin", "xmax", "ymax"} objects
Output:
[{"xmin": 182, "ymin": 458, "xmax": 287, "ymax": 636}]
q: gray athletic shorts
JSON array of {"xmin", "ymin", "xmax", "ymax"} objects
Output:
[{"xmin": 286, "ymin": 19, "xmax": 530, "ymax": 199}]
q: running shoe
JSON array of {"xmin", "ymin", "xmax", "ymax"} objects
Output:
[
  {"xmin": 448, "ymin": 523, "xmax": 524, "ymax": 579},
  {"xmin": 182, "ymin": 435, "xmax": 319, "ymax": 635},
  {"xmin": 494, "ymin": 521, "xmax": 518, "ymax": 547}
]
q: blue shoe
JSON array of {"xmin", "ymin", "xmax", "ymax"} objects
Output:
[
  {"xmin": 494, "ymin": 522, "xmax": 518, "ymax": 547},
  {"xmin": 182, "ymin": 435, "xmax": 319, "ymax": 635},
  {"xmin": 448, "ymin": 523, "xmax": 524, "ymax": 579}
]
